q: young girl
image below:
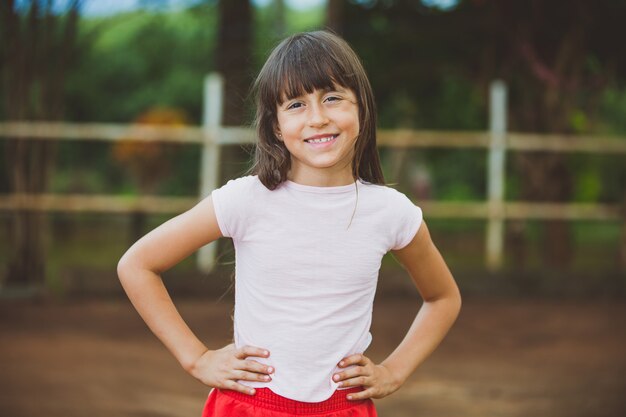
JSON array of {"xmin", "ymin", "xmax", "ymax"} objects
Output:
[{"xmin": 118, "ymin": 31, "xmax": 461, "ymax": 417}]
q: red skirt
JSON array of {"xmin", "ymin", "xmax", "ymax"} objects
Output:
[{"xmin": 201, "ymin": 387, "xmax": 377, "ymax": 417}]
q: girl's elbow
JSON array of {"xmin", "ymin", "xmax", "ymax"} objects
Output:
[
  {"xmin": 450, "ymin": 284, "xmax": 462, "ymax": 318},
  {"xmin": 435, "ymin": 281, "xmax": 461, "ymax": 317},
  {"xmin": 117, "ymin": 250, "xmax": 161, "ymax": 287},
  {"xmin": 117, "ymin": 254, "xmax": 131, "ymax": 283},
  {"xmin": 117, "ymin": 251, "xmax": 139, "ymax": 283},
  {"xmin": 454, "ymin": 289, "xmax": 462, "ymax": 314}
]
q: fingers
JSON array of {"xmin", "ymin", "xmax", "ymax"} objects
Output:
[
  {"xmin": 346, "ymin": 387, "xmax": 376, "ymax": 401},
  {"xmin": 224, "ymin": 380, "xmax": 257, "ymax": 396},
  {"xmin": 334, "ymin": 353, "xmax": 370, "ymax": 385},
  {"xmin": 334, "ymin": 354, "xmax": 371, "ymax": 388},
  {"xmin": 199, "ymin": 345, "xmax": 273, "ymax": 395},
  {"xmin": 230, "ymin": 346, "xmax": 273, "ymax": 390},
  {"xmin": 333, "ymin": 354, "xmax": 376, "ymax": 394},
  {"xmin": 338, "ymin": 353, "xmax": 369, "ymax": 368},
  {"xmin": 334, "ymin": 365, "xmax": 366, "ymax": 382},
  {"xmin": 334, "ymin": 368, "xmax": 367, "ymax": 388},
  {"xmin": 216, "ymin": 363, "xmax": 271, "ymax": 396},
  {"xmin": 235, "ymin": 369, "xmax": 272, "ymax": 383},
  {"xmin": 235, "ymin": 345, "xmax": 270, "ymax": 360},
  {"xmin": 334, "ymin": 360, "xmax": 400, "ymax": 401},
  {"xmin": 240, "ymin": 358, "xmax": 274, "ymax": 376}
]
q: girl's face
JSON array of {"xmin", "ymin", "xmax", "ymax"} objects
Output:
[{"xmin": 275, "ymin": 85, "xmax": 360, "ymax": 186}]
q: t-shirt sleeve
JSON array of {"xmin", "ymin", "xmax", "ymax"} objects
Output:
[
  {"xmin": 211, "ymin": 176, "xmax": 254, "ymax": 239},
  {"xmin": 390, "ymin": 191, "xmax": 423, "ymax": 251}
]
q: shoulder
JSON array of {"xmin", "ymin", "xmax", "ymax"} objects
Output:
[
  {"xmin": 211, "ymin": 176, "xmax": 264, "ymax": 238},
  {"xmin": 212, "ymin": 175, "xmax": 264, "ymax": 209},
  {"xmin": 221, "ymin": 175, "xmax": 261, "ymax": 189},
  {"xmin": 358, "ymin": 182, "xmax": 423, "ymax": 250},
  {"xmin": 215, "ymin": 175, "xmax": 266, "ymax": 196},
  {"xmin": 359, "ymin": 181, "xmax": 418, "ymax": 208},
  {"xmin": 360, "ymin": 181, "xmax": 423, "ymax": 223}
]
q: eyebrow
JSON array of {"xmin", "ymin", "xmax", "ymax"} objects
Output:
[
  {"xmin": 292, "ymin": 86, "xmax": 346, "ymax": 99},
  {"xmin": 279, "ymin": 85, "xmax": 350, "ymax": 107}
]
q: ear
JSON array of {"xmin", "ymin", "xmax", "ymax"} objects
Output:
[{"xmin": 271, "ymin": 117, "xmax": 283, "ymax": 141}]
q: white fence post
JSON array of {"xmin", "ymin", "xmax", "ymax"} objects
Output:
[
  {"xmin": 486, "ymin": 80, "xmax": 507, "ymax": 270},
  {"xmin": 197, "ymin": 73, "xmax": 223, "ymax": 272}
]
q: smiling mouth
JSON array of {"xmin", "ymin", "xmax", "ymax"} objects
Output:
[{"xmin": 304, "ymin": 134, "xmax": 339, "ymax": 144}]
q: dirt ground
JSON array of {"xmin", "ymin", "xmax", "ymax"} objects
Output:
[{"xmin": 0, "ymin": 295, "xmax": 624, "ymax": 417}]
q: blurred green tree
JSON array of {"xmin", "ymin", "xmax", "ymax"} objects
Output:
[
  {"xmin": 339, "ymin": 0, "xmax": 626, "ymax": 269},
  {"xmin": 66, "ymin": 6, "xmax": 217, "ymax": 122},
  {"xmin": 483, "ymin": 0, "xmax": 625, "ymax": 268}
]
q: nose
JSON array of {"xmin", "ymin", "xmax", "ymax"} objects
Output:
[{"xmin": 307, "ymin": 102, "xmax": 329, "ymax": 128}]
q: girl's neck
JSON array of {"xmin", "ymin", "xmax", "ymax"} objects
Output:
[{"xmin": 287, "ymin": 166, "xmax": 355, "ymax": 187}]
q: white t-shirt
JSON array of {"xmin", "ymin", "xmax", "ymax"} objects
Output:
[{"xmin": 211, "ymin": 175, "xmax": 422, "ymax": 402}]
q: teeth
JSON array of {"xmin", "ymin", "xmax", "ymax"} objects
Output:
[{"xmin": 306, "ymin": 136, "xmax": 335, "ymax": 143}]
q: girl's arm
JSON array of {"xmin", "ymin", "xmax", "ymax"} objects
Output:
[
  {"xmin": 117, "ymin": 196, "xmax": 272, "ymax": 395},
  {"xmin": 333, "ymin": 220, "xmax": 461, "ymax": 400}
]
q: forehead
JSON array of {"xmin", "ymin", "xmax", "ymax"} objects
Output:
[{"xmin": 276, "ymin": 71, "xmax": 351, "ymax": 103}]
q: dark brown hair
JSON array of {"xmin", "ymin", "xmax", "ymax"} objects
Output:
[{"xmin": 250, "ymin": 30, "xmax": 385, "ymax": 190}]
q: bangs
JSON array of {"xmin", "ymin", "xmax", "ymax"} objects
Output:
[{"xmin": 264, "ymin": 37, "xmax": 357, "ymax": 106}]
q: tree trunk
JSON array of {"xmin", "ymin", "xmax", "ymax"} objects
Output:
[
  {"xmin": 214, "ymin": 0, "xmax": 254, "ymax": 260},
  {"xmin": 1, "ymin": 0, "xmax": 80, "ymax": 290},
  {"xmin": 617, "ymin": 192, "xmax": 626, "ymax": 278},
  {"xmin": 272, "ymin": 0, "xmax": 286, "ymax": 39},
  {"xmin": 216, "ymin": 0, "xmax": 253, "ymax": 183},
  {"xmin": 326, "ymin": 0, "xmax": 344, "ymax": 35},
  {"xmin": 514, "ymin": 152, "xmax": 573, "ymax": 268}
]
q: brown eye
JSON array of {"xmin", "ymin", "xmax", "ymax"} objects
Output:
[{"xmin": 287, "ymin": 102, "xmax": 304, "ymax": 110}]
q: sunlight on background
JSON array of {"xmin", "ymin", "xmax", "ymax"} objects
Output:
[
  {"xmin": 421, "ymin": 0, "xmax": 458, "ymax": 10},
  {"xmin": 16, "ymin": 0, "xmax": 460, "ymax": 15},
  {"xmin": 60, "ymin": 0, "xmax": 328, "ymax": 15}
]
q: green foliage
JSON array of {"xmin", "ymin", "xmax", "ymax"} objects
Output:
[
  {"xmin": 597, "ymin": 87, "xmax": 626, "ymax": 135},
  {"xmin": 569, "ymin": 109, "xmax": 588, "ymax": 133},
  {"xmin": 253, "ymin": 3, "xmax": 326, "ymax": 69},
  {"xmin": 52, "ymin": 142, "xmax": 128, "ymax": 194},
  {"xmin": 567, "ymin": 77, "xmax": 625, "ymax": 203},
  {"xmin": 66, "ymin": 6, "xmax": 218, "ymax": 123},
  {"xmin": 573, "ymin": 165, "xmax": 603, "ymax": 202},
  {"xmin": 158, "ymin": 144, "xmax": 202, "ymax": 196},
  {"xmin": 55, "ymin": 1, "xmax": 626, "ymax": 208},
  {"xmin": 426, "ymin": 149, "xmax": 486, "ymax": 201}
]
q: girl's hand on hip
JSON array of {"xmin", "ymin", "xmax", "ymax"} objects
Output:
[
  {"xmin": 333, "ymin": 354, "xmax": 401, "ymax": 400},
  {"xmin": 188, "ymin": 343, "xmax": 274, "ymax": 395}
]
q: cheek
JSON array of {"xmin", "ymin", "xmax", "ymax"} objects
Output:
[
  {"xmin": 276, "ymin": 116, "xmax": 299, "ymax": 137},
  {"xmin": 341, "ymin": 111, "xmax": 360, "ymax": 135}
]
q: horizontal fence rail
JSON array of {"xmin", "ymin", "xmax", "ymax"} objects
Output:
[
  {"xmin": 1, "ymin": 76, "xmax": 625, "ymax": 272},
  {"xmin": 0, "ymin": 121, "xmax": 256, "ymax": 145},
  {"xmin": 3, "ymin": 122, "xmax": 626, "ymax": 152},
  {"xmin": 0, "ymin": 194, "xmax": 198, "ymax": 214},
  {"xmin": 0, "ymin": 194, "xmax": 621, "ymax": 221}
]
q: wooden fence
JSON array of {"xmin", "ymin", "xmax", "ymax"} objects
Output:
[{"xmin": 1, "ymin": 75, "xmax": 625, "ymax": 272}]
